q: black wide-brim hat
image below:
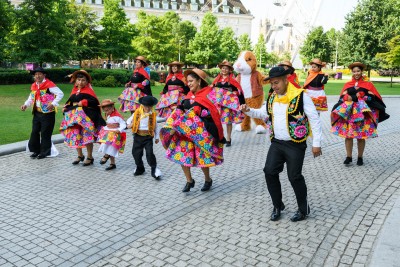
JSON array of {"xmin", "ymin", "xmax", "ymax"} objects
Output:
[
  {"xmin": 264, "ymin": 66, "xmax": 292, "ymax": 81},
  {"xmin": 139, "ymin": 95, "xmax": 158, "ymax": 107},
  {"xmin": 30, "ymin": 67, "xmax": 47, "ymax": 75}
]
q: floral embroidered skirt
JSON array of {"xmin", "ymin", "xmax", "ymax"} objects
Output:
[
  {"xmin": 118, "ymin": 86, "xmax": 144, "ymax": 112},
  {"xmin": 212, "ymin": 88, "xmax": 243, "ymax": 124},
  {"xmin": 60, "ymin": 107, "xmax": 98, "ymax": 148},
  {"xmin": 331, "ymin": 100, "xmax": 379, "ymax": 139},
  {"xmin": 306, "ymin": 89, "xmax": 328, "ymax": 111},
  {"xmin": 156, "ymin": 88, "xmax": 185, "ymax": 118},
  {"xmin": 98, "ymin": 129, "xmax": 127, "ymax": 157},
  {"xmin": 160, "ymin": 109, "xmax": 224, "ymax": 167}
]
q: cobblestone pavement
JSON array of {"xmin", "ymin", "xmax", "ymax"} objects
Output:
[{"xmin": 1, "ymin": 96, "xmax": 399, "ymax": 267}]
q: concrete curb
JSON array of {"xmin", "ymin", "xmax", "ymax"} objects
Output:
[{"xmin": 0, "ymin": 134, "xmax": 64, "ymax": 157}]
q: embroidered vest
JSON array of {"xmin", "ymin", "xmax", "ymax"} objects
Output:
[
  {"xmin": 131, "ymin": 110, "xmax": 157, "ymax": 137},
  {"xmin": 266, "ymin": 91, "xmax": 310, "ymax": 143},
  {"xmin": 29, "ymin": 89, "xmax": 56, "ymax": 113}
]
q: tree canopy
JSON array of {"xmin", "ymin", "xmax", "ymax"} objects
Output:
[
  {"xmin": 237, "ymin": 34, "xmax": 252, "ymax": 51},
  {"xmin": 299, "ymin": 26, "xmax": 332, "ymax": 66},
  {"xmin": 219, "ymin": 27, "xmax": 240, "ymax": 63}
]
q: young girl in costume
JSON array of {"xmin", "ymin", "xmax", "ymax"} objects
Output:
[
  {"xmin": 97, "ymin": 99, "xmax": 127, "ymax": 171},
  {"xmin": 303, "ymin": 58, "xmax": 329, "ymax": 112}
]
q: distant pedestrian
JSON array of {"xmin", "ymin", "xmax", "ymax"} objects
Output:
[
  {"xmin": 97, "ymin": 99, "xmax": 127, "ymax": 171},
  {"xmin": 240, "ymin": 66, "xmax": 322, "ymax": 222},
  {"xmin": 303, "ymin": 58, "xmax": 329, "ymax": 112},
  {"xmin": 331, "ymin": 62, "xmax": 390, "ymax": 166},
  {"xmin": 20, "ymin": 67, "xmax": 64, "ymax": 159},
  {"xmin": 156, "ymin": 61, "xmax": 189, "ymax": 119},
  {"xmin": 118, "ymin": 56, "xmax": 152, "ymax": 114},
  {"xmin": 126, "ymin": 96, "xmax": 162, "ymax": 179},
  {"xmin": 60, "ymin": 70, "xmax": 106, "ymax": 166}
]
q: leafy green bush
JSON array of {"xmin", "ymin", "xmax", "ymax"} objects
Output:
[{"xmin": 92, "ymin": 76, "xmax": 120, "ymax": 87}]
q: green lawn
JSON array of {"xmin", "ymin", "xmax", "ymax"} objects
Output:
[
  {"xmin": 0, "ymin": 83, "xmax": 163, "ymax": 145},
  {"xmin": 0, "ymin": 80, "xmax": 399, "ymax": 145}
]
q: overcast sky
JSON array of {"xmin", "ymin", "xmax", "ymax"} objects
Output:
[{"xmin": 240, "ymin": 0, "xmax": 359, "ymax": 43}]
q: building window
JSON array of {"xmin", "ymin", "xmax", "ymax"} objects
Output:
[
  {"xmin": 234, "ymin": 6, "xmax": 240, "ymax": 14},
  {"xmin": 199, "ymin": 0, "xmax": 204, "ymax": 4},
  {"xmin": 153, "ymin": 0, "xmax": 160, "ymax": 8},
  {"xmin": 162, "ymin": 0, "xmax": 168, "ymax": 9},
  {"xmin": 191, "ymin": 3, "xmax": 198, "ymax": 11},
  {"xmin": 171, "ymin": 2, "xmax": 177, "ymax": 9},
  {"xmin": 222, "ymin": 0, "xmax": 227, "ymax": 5},
  {"xmin": 125, "ymin": 0, "xmax": 131, "ymax": 6},
  {"xmin": 134, "ymin": 0, "xmax": 141, "ymax": 7},
  {"xmin": 144, "ymin": 0, "xmax": 150, "ymax": 8},
  {"xmin": 223, "ymin": 5, "xmax": 229, "ymax": 13}
]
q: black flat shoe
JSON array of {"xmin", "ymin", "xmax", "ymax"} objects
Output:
[
  {"xmin": 105, "ymin": 164, "xmax": 116, "ymax": 171},
  {"xmin": 343, "ymin": 157, "xmax": 352, "ymax": 165},
  {"xmin": 290, "ymin": 210, "xmax": 307, "ymax": 222},
  {"xmin": 182, "ymin": 180, "xmax": 195, "ymax": 192},
  {"xmin": 82, "ymin": 158, "xmax": 94, "ymax": 166},
  {"xmin": 37, "ymin": 154, "xmax": 48, "ymax": 159},
  {"xmin": 270, "ymin": 203, "xmax": 285, "ymax": 221},
  {"xmin": 30, "ymin": 152, "xmax": 39, "ymax": 158},
  {"xmin": 100, "ymin": 155, "xmax": 110, "ymax": 165},
  {"xmin": 134, "ymin": 168, "xmax": 145, "ymax": 176},
  {"xmin": 357, "ymin": 157, "xmax": 363, "ymax": 166},
  {"xmin": 226, "ymin": 141, "xmax": 231, "ymax": 147},
  {"xmin": 201, "ymin": 179, "xmax": 213, "ymax": 191},
  {"xmin": 72, "ymin": 155, "xmax": 85, "ymax": 165}
]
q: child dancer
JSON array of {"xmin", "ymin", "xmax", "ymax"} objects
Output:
[
  {"xmin": 98, "ymin": 99, "xmax": 127, "ymax": 170},
  {"xmin": 127, "ymin": 96, "xmax": 162, "ymax": 179}
]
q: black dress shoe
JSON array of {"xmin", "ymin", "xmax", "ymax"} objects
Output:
[
  {"xmin": 182, "ymin": 180, "xmax": 195, "ymax": 192},
  {"xmin": 82, "ymin": 158, "xmax": 94, "ymax": 166},
  {"xmin": 343, "ymin": 157, "xmax": 352, "ymax": 165},
  {"xmin": 290, "ymin": 210, "xmax": 307, "ymax": 222},
  {"xmin": 270, "ymin": 203, "xmax": 285, "ymax": 221},
  {"xmin": 37, "ymin": 154, "xmax": 48, "ymax": 159},
  {"xmin": 105, "ymin": 164, "xmax": 116, "ymax": 171},
  {"xmin": 30, "ymin": 152, "xmax": 39, "ymax": 158},
  {"xmin": 201, "ymin": 179, "xmax": 213, "ymax": 191},
  {"xmin": 134, "ymin": 168, "xmax": 145, "ymax": 176},
  {"xmin": 226, "ymin": 141, "xmax": 231, "ymax": 147},
  {"xmin": 72, "ymin": 155, "xmax": 85, "ymax": 165},
  {"xmin": 357, "ymin": 157, "xmax": 363, "ymax": 166}
]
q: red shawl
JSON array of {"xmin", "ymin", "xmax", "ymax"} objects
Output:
[
  {"xmin": 165, "ymin": 71, "xmax": 186, "ymax": 84},
  {"xmin": 287, "ymin": 73, "xmax": 301, "ymax": 88},
  {"xmin": 70, "ymin": 84, "xmax": 98, "ymax": 98},
  {"xmin": 341, "ymin": 77, "xmax": 382, "ymax": 100},
  {"xmin": 31, "ymin": 79, "xmax": 57, "ymax": 100},
  {"xmin": 134, "ymin": 67, "xmax": 150, "ymax": 80},
  {"xmin": 303, "ymin": 70, "xmax": 324, "ymax": 89},
  {"xmin": 186, "ymin": 86, "xmax": 224, "ymax": 141},
  {"xmin": 109, "ymin": 108, "xmax": 124, "ymax": 119},
  {"xmin": 212, "ymin": 73, "xmax": 243, "ymax": 94}
]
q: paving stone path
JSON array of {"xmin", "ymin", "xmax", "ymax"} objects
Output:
[{"xmin": 1, "ymin": 96, "xmax": 399, "ymax": 267}]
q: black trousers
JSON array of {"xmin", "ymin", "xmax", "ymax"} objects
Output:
[
  {"xmin": 263, "ymin": 138, "xmax": 309, "ymax": 214},
  {"xmin": 132, "ymin": 134, "xmax": 157, "ymax": 171},
  {"xmin": 28, "ymin": 111, "xmax": 56, "ymax": 156}
]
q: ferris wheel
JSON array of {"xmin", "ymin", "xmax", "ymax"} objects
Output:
[{"xmin": 266, "ymin": 0, "xmax": 322, "ymax": 64}]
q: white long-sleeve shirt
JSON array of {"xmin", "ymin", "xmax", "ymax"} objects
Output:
[
  {"xmin": 24, "ymin": 78, "xmax": 64, "ymax": 107},
  {"xmin": 127, "ymin": 112, "xmax": 160, "ymax": 140},
  {"xmin": 245, "ymin": 92, "xmax": 322, "ymax": 147},
  {"xmin": 104, "ymin": 115, "xmax": 127, "ymax": 132}
]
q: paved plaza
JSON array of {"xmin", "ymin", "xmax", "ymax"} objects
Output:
[{"xmin": 1, "ymin": 96, "xmax": 400, "ymax": 267}]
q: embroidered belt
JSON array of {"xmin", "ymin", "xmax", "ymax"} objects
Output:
[
  {"xmin": 168, "ymin": 85, "xmax": 183, "ymax": 91},
  {"xmin": 136, "ymin": 130, "xmax": 151, "ymax": 136},
  {"xmin": 306, "ymin": 86, "xmax": 323, "ymax": 91}
]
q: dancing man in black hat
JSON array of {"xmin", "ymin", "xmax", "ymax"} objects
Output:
[
  {"xmin": 240, "ymin": 66, "xmax": 322, "ymax": 222},
  {"xmin": 20, "ymin": 67, "xmax": 64, "ymax": 159}
]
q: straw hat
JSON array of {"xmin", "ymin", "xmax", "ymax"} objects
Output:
[
  {"xmin": 183, "ymin": 68, "xmax": 208, "ymax": 85},
  {"xmin": 218, "ymin": 60, "xmax": 234, "ymax": 71},
  {"xmin": 278, "ymin": 60, "xmax": 295, "ymax": 71},
  {"xmin": 348, "ymin": 62, "xmax": 367, "ymax": 70},
  {"xmin": 309, "ymin": 58, "xmax": 326, "ymax": 67},
  {"xmin": 70, "ymin": 69, "xmax": 92, "ymax": 83},
  {"xmin": 98, "ymin": 99, "xmax": 115, "ymax": 107},
  {"xmin": 167, "ymin": 61, "xmax": 184, "ymax": 67},
  {"xmin": 134, "ymin": 56, "xmax": 148, "ymax": 67}
]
